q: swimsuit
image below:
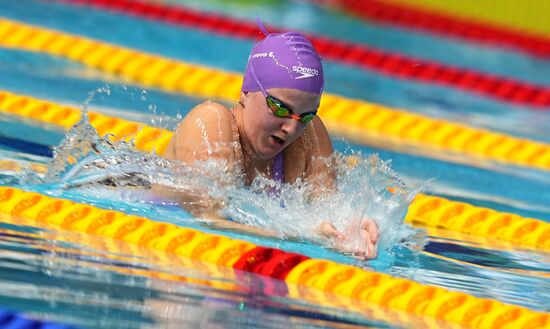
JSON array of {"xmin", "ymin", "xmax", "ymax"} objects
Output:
[{"xmin": 271, "ymin": 151, "xmax": 284, "ymax": 183}]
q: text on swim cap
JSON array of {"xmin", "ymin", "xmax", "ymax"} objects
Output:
[
  {"xmin": 292, "ymin": 66, "xmax": 319, "ymax": 79},
  {"xmin": 251, "ymin": 52, "xmax": 274, "ymax": 59}
]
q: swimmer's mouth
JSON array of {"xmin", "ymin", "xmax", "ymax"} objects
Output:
[{"xmin": 272, "ymin": 135, "xmax": 285, "ymax": 145}]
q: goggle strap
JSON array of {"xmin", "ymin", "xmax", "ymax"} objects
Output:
[
  {"xmin": 250, "ymin": 64, "xmax": 268, "ymax": 97},
  {"xmin": 256, "ymin": 17, "xmax": 270, "ymax": 37}
]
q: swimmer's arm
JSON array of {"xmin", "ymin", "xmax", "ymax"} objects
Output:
[
  {"xmin": 303, "ymin": 116, "xmax": 336, "ymax": 194},
  {"xmin": 202, "ymin": 214, "xmax": 280, "ymax": 238},
  {"xmin": 303, "ymin": 118, "xmax": 378, "ymax": 259},
  {"xmin": 152, "ymin": 101, "xmax": 236, "ymax": 215},
  {"xmin": 150, "ymin": 102, "xmax": 283, "ymax": 239},
  {"xmin": 204, "ymin": 214, "xmax": 321, "ymax": 243},
  {"xmin": 149, "ymin": 186, "xmax": 275, "ymax": 237},
  {"xmin": 163, "ymin": 101, "xmax": 236, "ymax": 165},
  {"xmin": 197, "ymin": 204, "xmax": 373, "ymax": 252}
]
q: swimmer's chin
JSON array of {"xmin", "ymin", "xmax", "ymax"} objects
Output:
[{"xmin": 253, "ymin": 147, "xmax": 284, "ymax": 160}]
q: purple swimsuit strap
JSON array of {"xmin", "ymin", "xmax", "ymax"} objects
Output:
[{"xmin": 271, "ymin": 151, "xmax": 284, "ymax": 183}]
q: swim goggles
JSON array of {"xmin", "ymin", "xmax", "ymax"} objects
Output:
[
  {"xmin": 249, "ymin": 64, "xmax": 317, "ymax": 124},
  {"xmin": 266, "ymin": 95, "xmax": 317, "ymax": 124}
]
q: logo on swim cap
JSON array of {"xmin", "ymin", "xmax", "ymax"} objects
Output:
[{"xmin": 292, "ymin": 66, "xmax": 319, "ymax": 80}]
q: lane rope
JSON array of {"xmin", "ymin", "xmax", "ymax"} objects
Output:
[
  {"xmin": 375, "ymin": 0, "xmax": 550, "ymax": 39},
  {"xmin": 1, "ymin": 186, "xmax": 548, "ymax": 329},
  {"xmin": 46, "ymin": 0, "xmax": 550, "ymax": 108},
  {"xmin": 0, "ymin": 20, "xmax": 550, "ymax": 171},
  {"xmin": 0, "ymin": 90, "xmax": 173, "ymax": 155},
  {"xmin": 406, "ymin": 194, "xmax": 550, "ymax": 251},
  {"xmin": 312, "ymin": 0, "xmax": 550, "ymax": 61},
  {"xmin": 0, "ymin": 307, "xmax": 80, "ymax": 329},
  {"xmin": 1, "ymin": 131, "xmax": 548, "ymax": 252}
]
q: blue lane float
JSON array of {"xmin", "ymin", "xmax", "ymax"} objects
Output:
[{"xmin": 0, "ymin": 308, "xmax": 79, "ymax": 329}]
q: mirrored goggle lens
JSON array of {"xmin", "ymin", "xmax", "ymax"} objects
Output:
[
  {"xmin": 267, "ymin": 96, "xmax": 316, "ymax": 123},
  {"xmin": 267, "ymin": 97, "xmax": 291, "ymax": 117},
  {"xmin": 299, "ymin": 113, "xmax": 316, "ymax": 123}
]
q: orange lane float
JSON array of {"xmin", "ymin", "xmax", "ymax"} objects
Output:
[
  {"xmin": 0, "ymin": 186, "xmax": 548, "ymax": 329},
  {"xmin": 52, "ymin": 0, "xmax": 550, "ymax": 108},
  {"xmin": 0, "ymin": 18, "xmax": 550, "ymax": 171},
  {"xmin": 1, "ymin": 89, "xmax": 550, "ymax": 251},
  {"xmin": 406, "ymin": 194, "xmax": 550, "ymax": 251}
]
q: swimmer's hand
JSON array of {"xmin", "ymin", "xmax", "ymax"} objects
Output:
[{"xmin": 317, "ymin": 220, "xmax": 379, "ymax": 260}]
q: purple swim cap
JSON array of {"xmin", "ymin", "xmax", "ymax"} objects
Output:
[{"xmin": 242, "ymin": 20, "xmax": 324, "ymax": 95}]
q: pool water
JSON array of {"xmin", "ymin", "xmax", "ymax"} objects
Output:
[{"xmin": 0, "ymin": 0, "xmax": 549, "ymax": 328}]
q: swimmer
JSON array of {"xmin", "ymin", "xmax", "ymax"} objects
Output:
[{"xmin": 156, "ymin": 21, "xmax": 378, "ymax": 259}]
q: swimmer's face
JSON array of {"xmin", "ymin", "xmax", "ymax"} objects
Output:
[{"xmin": 241, "ymin": 88, "xmax": 320, "ymax": 159}]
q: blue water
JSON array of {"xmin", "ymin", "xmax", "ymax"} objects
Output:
[
  {"xmin": 3, "ymin": 0, "xmax": 550, "ymax": 141},
  {"xmin": 166, "ymin": 0, "xmax": 550, "ymax": 85},
  {"xmin": 0, "ymin": 0, "xmax": 549, "ymax": 328}
]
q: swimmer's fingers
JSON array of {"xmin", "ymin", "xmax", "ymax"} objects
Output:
[
  {"xmin": 366, "ymin": 241, "xmax": 378, "ymax": 259},
  {"xmin": 350, "ymin": 241, "xmax": 377, "ymax": 260},
  {"xmin": 317, "ymin": 222, "xmax": 377, "ymax": 259},
  {"xmin": 349, "ymin": 227, "xmax": 377, "ymax": 260},
  {"xmin": 317, "ymin": 221, "xmax": 346, "ymax": 242},
  {"xmin": 362, "ymin": 219, "xmax": 379, "ymax": 244}
]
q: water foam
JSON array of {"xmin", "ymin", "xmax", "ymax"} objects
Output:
[
  {"xmin": 35, "ymin": 118, "xmax": 424, "ymax": 258},
  {"xmin": 18, "ymin": 87, "xmax": 425, "ymax": 260}
]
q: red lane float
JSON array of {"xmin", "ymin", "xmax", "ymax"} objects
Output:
[
  {"xmin": 48, "ymin": 0, "xmax": 550, "ymax": 108},
  {"xmin": 2, "ymin": 187, "xmax": 550, "ymax": 328},
  {"xmin": 313, "ymin": 0, "xmax": 550, "ymax": 60}
]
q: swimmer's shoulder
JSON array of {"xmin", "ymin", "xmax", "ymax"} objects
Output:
[
  {"xmin": 175, "ymin": 101, "xmax": 234, "ymax": 139},
  {"xmin": 165, "ymin": 101, "xmax": 236, "ymax": 160},
  {"xmin": 293, "ymin": 115, "xmax": 332, "ymax": 156},
  {"xmin": 284, "ymin": 116, "xmax": 333, "ymax": 181},
  {"xmin": 183, "ymin": 100, "xmax": 233, "ymax": 126}
]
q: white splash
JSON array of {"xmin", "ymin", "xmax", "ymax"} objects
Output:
[{"xmin": 28, "ymin": 88, "xmax": 425, "ymax": 259}]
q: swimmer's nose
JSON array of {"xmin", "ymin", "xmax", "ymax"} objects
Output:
[{"xmin": 281, "ymin": 118, "xmax": 303, "ymax": 136}]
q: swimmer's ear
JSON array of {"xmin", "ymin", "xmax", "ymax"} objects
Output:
[
  {"xmin": 240, "ymin": 92, "xmax": 249, "ymax": 107},
  {"xmin": 238, "ymin": 92, "xmax": 245, "ymax": 108}
]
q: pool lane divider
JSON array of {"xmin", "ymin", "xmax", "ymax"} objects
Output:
[
  {"xmin": 0, "ymin": 20, "xmax": 549, "ymax": 250},
  {"xmin": 47, "ymin": 0, "xmax": 550, "ymax": 108},
  {"xmin": 405, "ymin": 194, "xmax": 550, "ymax": 251},
  {"xmin": 2, "ymin": 225, "xmax": 408, "ymax": 329},
  {"xmin": 1, "ymin": 187, "xmax": 548, "ymax": 329},
  {"xmin": 0, "ymin": 133, "xmax": 53, "ymax": 157},
  {"xmin": 0, "ymin": 91, "xmax": 173, "ymax": 155},
  {"xmin": 1, "ymin": 20, "xmax": 550, "ymax": 171},
  {"xmin": 371, "ymin": 0, "xmax": 550, "ymax": 43},
  {"xmin": 0, "ymin": 221, "xmax": 471, "ymax": 329},
  {"xmin": 0, "ymin": 307, "xmax": 80, "ymax": 329},
  {"xmin": 312, "ymin": 0, "xmax": 550, "ymax": 61},
  {"xmin": 0, "ymin": 129, "xmax": 550, "ymax": 252}
]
